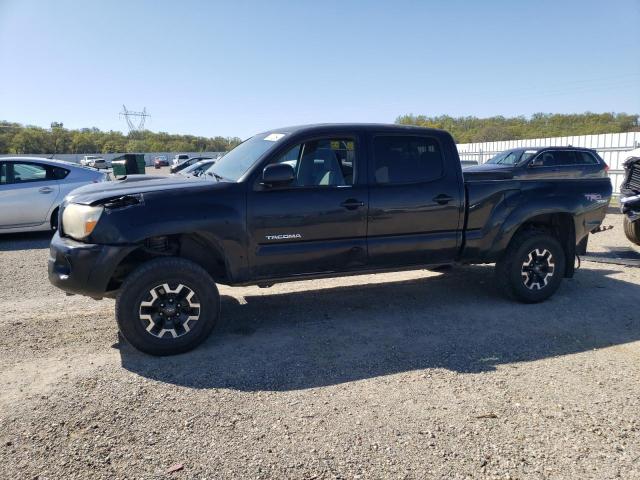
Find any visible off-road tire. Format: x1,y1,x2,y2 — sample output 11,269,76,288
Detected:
495,229,566,303
623,216,640,246
115,257,220,355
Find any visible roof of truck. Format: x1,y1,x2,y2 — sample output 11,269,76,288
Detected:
259,123,449,135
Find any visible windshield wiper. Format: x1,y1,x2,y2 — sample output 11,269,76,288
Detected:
206,170,224,181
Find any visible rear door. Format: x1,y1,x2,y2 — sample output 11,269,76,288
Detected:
0,161,61,228
367,133,463,266
247,133,368,278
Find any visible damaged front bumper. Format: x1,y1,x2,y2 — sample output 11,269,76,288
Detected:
48,232,137,299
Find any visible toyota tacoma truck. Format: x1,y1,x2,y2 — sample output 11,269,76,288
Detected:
48,124,612,355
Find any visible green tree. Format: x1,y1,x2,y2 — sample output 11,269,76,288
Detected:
396,112,639,143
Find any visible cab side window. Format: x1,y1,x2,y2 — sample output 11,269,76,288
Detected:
272,138,356,187
374,135,443,184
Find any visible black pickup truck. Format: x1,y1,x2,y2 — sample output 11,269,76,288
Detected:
48,124,612,355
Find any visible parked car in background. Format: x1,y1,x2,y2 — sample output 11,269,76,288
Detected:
154,156,169,169
621,148,640,246
170,156,214,174
80,155,108,169
171,154,189,166
464,146,608,180
0,157,109,233
177,159,217,177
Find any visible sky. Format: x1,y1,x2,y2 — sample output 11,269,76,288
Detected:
0,0,639,139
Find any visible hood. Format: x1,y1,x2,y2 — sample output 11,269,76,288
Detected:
66,174,219,205
462,163,515,181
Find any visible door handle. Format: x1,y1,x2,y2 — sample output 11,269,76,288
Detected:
38,187,54,194
432,194,454,205
340,199,365,210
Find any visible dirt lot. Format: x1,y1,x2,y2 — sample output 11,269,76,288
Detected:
1,213,639,479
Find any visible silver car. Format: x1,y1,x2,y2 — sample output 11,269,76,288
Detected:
0,157,110,233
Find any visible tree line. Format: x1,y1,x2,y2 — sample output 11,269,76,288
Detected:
2,113,638,154
395,112,639,144
0,121,242,154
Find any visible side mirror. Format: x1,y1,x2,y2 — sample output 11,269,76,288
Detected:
262,163,295,186
529,158,544,168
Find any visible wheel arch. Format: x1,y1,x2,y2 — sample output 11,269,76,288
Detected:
500,212,576,278
106,232,231,293
50,205,60,230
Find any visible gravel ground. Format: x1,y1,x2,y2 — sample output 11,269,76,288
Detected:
0,213,639,479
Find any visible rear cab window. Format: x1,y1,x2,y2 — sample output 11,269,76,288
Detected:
373,135,444,184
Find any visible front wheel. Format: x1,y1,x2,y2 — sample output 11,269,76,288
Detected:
495,230,566,303
115,257,220,355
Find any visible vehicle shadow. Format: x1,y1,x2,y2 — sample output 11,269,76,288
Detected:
119,265,640,391
0,231,52,251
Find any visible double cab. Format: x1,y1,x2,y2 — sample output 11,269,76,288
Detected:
48,124,612,355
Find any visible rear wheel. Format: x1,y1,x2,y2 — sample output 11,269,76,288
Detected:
115,257,220,355
623,216,640,246
495,230,566,303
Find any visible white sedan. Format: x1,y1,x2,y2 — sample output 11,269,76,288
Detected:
0,157,110,233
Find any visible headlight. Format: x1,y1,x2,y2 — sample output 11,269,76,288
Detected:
62,204,104,240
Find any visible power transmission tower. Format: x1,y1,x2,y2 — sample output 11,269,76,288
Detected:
120,105,150,133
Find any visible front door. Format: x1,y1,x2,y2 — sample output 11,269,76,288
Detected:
247,134,368,278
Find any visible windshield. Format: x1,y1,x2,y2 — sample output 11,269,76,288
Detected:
204,133,284,181
486,150,524,165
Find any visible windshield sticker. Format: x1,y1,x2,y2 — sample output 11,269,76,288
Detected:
264,133,286,142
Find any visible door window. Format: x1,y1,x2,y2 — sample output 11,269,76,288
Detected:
12,163,48,182
272,138,356,187
536,151,578,167
373,135,443,184
576,151,599,165
0,163,6,184
5,163,69,183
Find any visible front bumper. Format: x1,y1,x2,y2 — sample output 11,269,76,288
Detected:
48,232,138,298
